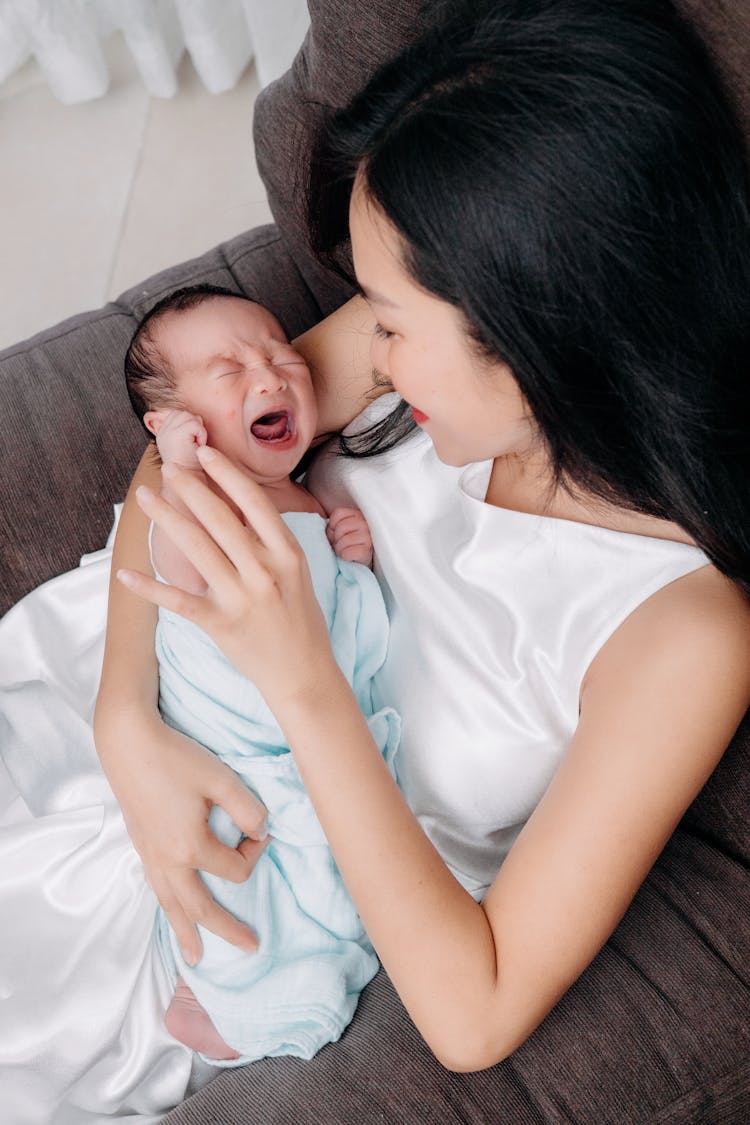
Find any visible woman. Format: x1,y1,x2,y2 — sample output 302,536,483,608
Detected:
99,0,750,1090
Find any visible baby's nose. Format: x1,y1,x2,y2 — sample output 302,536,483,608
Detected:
248,362,287,392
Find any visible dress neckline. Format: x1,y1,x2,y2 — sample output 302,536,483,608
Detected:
459,460,707,555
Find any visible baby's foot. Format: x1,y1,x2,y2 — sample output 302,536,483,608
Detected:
165,977,241,1061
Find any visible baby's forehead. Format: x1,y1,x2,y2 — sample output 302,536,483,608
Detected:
211,297,284,337
192,296,282,335
155,297,288,361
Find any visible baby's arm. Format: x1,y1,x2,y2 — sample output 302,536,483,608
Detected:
146,410,209,594
326,507,374,568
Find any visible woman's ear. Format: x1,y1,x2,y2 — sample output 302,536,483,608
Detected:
143,411,165,437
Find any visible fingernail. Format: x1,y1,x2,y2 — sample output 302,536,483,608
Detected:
252,816,269,842
184,950,199,967
196,446,216,463
135,484,153,502
116,569,135,588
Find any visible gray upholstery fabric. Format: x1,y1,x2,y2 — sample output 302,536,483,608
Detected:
676,0,750,135
252,0,425,314
1,0,748,1121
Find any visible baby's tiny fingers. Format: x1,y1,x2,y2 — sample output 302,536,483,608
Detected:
332,529,370,554
327,507,360,530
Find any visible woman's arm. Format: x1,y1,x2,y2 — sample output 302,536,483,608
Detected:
247,566,750,1070
94,447,268,963
119,454,750,1070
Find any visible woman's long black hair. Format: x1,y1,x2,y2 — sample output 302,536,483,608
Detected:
308,0,750,595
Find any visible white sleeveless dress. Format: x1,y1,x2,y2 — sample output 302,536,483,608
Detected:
307,394,710,899
0,394,709,1121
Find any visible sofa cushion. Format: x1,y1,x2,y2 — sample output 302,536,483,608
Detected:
251,0,425,317
676,0,750,136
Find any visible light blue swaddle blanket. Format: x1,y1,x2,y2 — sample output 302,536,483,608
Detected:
153,511,400,1065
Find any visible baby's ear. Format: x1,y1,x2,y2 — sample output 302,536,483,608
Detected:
143,410,165,436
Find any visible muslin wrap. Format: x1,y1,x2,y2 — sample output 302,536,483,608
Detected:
153,510,400,1064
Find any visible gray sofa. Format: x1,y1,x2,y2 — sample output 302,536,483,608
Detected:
2,2,749,1121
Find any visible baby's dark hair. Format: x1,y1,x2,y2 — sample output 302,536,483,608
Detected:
124,283,246,435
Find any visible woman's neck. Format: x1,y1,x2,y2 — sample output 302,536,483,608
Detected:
486,453,697,546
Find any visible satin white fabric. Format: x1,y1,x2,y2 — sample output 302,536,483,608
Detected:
0,410,709,1120
307,394,710,898
0,517,217,1125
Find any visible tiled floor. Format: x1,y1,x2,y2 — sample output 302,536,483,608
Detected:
0,34,273,351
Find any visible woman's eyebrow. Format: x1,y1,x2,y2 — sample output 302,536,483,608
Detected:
356,282,400,309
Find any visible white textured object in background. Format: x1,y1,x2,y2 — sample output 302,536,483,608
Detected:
241,0,309,88
0,0,309,103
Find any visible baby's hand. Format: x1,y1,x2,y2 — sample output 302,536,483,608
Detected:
326,507,374,567
153,410,208,470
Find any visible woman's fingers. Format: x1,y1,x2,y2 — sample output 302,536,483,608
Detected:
194,447,297,555
211,770,269,843
136,483,253,590
156,866,261,962
178,872,260,955
149,871,203,967
197,831,270,884
116,564,205,620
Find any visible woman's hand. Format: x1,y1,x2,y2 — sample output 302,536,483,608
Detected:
96,446,271,965
116,448,338,712
97,705,269,965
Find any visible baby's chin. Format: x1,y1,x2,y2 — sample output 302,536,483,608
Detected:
235,438,312,486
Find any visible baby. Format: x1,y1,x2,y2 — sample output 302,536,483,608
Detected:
124,284,399,1065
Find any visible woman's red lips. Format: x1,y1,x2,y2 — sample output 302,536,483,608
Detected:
411,407,429,425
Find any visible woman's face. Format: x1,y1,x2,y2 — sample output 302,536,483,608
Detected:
349,179,535,468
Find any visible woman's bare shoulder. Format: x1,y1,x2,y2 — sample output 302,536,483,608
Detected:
613,562,750,653
582,563,750,734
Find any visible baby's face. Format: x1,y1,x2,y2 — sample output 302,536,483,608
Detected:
153,297,317,484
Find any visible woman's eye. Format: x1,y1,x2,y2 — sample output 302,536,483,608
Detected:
373,323,394,340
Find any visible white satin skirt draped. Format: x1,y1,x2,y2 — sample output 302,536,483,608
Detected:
0,517,214,1124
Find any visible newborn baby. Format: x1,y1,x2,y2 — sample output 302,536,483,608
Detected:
123,284,399,1064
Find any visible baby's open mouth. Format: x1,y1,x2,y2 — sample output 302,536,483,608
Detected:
250,410,294,443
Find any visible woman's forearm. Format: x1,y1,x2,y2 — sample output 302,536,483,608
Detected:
274,665,503,1070
94,445,161,748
